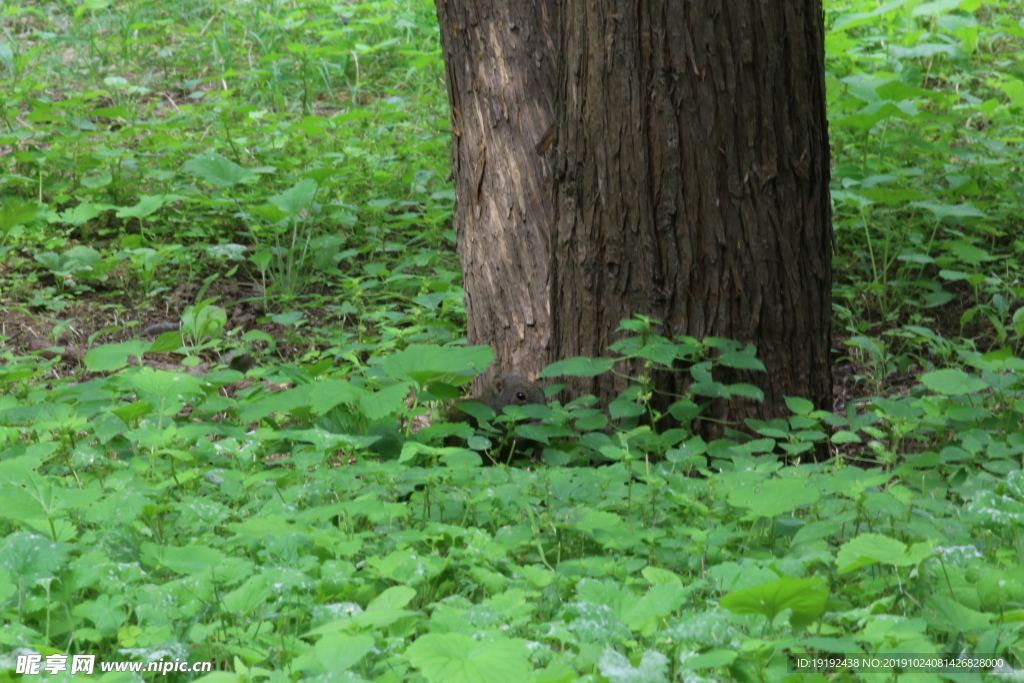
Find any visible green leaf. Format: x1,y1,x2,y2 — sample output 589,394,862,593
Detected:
946,241,992,265
717,345,765,371
368,585,417,611
727,383,765,401
182,301,227,340
269,178,318,215
642,566,682,587
222,575,272,614
635,343,679,366
785,396,815,416
923,594,990,634
727,479,820,519
837,533,935,573
573,510,631,546
308,380,367,414
381,344,494,385
149,331,183,353
183,152,255,187
115,194,166,219
912,0,970,16
143,543,227,575
59,201,111,226
315,633,374,672
0,196,40,234
111,400,154,423
830,430,862,444
83,341,149,372
597,648,670,682
238,385,313,422
923,290,955,307
719,576,828,629
540,356,615,377
919,369,987,395
406,633,531,683
911,200,986,220
358,382,412,420
609,397,645,419
679,650,738,671
0,532,69,582
833,0,914,32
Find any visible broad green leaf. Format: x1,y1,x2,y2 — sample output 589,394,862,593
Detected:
726,383,764,401
368,585,417,611
911,200,986,220
182,302,227,340
919,369,987,395
111,400,154,423
837,534,935,573
728,479,820,519
0,196,40,234
358,382,412,420
83,341,149,372
720,576,828,629
946,241,992,265
149,331,184,353
922,594,990,634
381,344,494,384
597,648,669,683
635,343,679,366
621,584,689,634
269,178,317,215
183,152,254,187
830,430,862,444
0,532,69,582
540,356,616,377
833,0,913,32
58,201,108,225
222,576,272,614
573,510,631,546
308,380,367,414
115,194,166,219
0,568,17,606
406,633,531,683
143,543,226,575
642,566,682,587
315,633,374,672
679,650,738,672
717,345,765,371
785,396,815,416
912,0,971,16
238,385,313,422
857,188,927,204
352,607,418,630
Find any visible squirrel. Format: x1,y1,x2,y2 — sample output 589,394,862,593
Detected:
143,322,181,336
141,322,255,373
444,373,546,464
446,373,545,423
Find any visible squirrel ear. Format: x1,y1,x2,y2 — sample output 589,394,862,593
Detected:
491,377,504,392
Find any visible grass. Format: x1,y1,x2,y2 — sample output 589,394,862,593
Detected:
1,0,1024,680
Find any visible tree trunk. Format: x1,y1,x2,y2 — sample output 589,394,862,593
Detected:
433,0,558,388
436,0,833,437
551,1,832,435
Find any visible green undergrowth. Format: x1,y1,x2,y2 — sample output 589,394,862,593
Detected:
2,0,1024,681
3,325,1024,681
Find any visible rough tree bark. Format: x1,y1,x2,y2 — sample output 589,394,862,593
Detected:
551,2,833,433
433,0,558,388
436,1,832,434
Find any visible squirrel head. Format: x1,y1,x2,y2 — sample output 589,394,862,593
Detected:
487,373,545,410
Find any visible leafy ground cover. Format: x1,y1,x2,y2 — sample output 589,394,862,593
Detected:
1,0,1024,681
